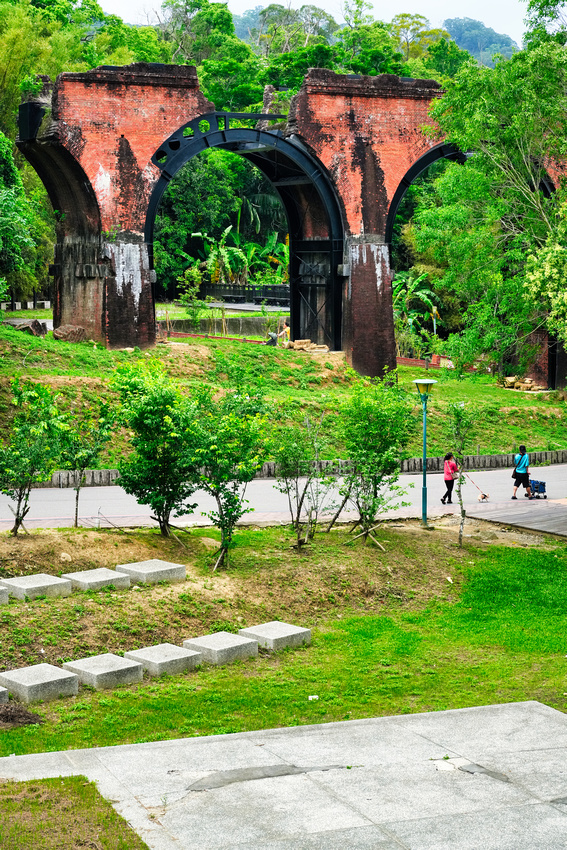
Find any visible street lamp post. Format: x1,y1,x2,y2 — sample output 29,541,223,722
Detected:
413,378,437,528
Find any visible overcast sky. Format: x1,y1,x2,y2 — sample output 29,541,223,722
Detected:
101,0,527,49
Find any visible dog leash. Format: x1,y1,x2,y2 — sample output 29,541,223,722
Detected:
463,471,489,499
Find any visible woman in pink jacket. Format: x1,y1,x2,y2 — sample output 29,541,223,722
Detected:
441,452,459,505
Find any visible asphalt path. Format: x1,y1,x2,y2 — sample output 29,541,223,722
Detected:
1,464,565,531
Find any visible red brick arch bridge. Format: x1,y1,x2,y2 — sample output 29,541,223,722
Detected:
18,63,464,376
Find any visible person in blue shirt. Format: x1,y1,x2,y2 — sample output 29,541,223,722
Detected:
512,445,533,500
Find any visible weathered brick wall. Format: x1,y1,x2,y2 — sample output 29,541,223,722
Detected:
21,64,445,368
21,64,213,348
53,64,213,235
288,70,442,376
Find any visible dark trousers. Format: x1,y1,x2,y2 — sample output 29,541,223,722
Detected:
442,478,455,502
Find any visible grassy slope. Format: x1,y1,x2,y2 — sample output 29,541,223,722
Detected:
1,520,566,757
1,324,566,461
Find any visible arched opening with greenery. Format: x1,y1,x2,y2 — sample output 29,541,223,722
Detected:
145,112,345,349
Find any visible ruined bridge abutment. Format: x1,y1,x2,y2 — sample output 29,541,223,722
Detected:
17,63,456,376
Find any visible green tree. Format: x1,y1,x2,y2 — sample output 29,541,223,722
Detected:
389,13,449,62
114,364,199,537
0,133,35,291
424,37,472,78
0,379,67,535
409,42,567,371
443,17,518,66
336,378,414,542
447,402,475,546
59,403,114,527
273,416,336,547
190,386,268,569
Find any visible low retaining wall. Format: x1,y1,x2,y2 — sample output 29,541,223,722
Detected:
160,316,289,336
34,449,567,489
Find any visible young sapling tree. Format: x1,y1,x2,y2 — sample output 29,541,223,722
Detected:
0,379,67,535
113,364,199,537
336,377,415,544
191,386,268,569
447,401,475,546
59,405,114,527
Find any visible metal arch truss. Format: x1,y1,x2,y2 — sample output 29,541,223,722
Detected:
145,111,345,351
384,142,467,246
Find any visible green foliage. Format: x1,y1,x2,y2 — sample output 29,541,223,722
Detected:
0,378,67,534
113,363,199,537
153,149,284,298
446,402,475,544
59,403,114,527
190,385,268,567
424,37,472,77
338,377,415,538
525,205,567,346
273,415,336,545
0,133,34,280
443,17,519,66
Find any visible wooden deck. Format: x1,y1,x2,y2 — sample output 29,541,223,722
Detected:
467,497,567,538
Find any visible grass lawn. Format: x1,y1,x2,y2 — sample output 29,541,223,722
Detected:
0,776,148,849
1,520,566,757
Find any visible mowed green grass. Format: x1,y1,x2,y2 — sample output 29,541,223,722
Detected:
2,544,567,757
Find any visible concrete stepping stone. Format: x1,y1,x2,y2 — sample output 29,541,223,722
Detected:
0,663,78,704
114,559,186,584
0,574,72,601
63,654,143,689
124,643,201,676
62,567,130,591
0,587,8,605
0,686,8,703
238,620,311,651
183,631,258,665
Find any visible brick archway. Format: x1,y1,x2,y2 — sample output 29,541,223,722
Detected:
17,63,449,375
145,112,345,350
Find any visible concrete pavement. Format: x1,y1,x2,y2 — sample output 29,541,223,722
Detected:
1,464,566,531
2,701,567,848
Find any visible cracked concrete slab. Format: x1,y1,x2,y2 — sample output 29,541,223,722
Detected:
0,702,566,849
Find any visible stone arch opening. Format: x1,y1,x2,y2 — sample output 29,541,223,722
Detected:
145,112,345,350
384,142,466,248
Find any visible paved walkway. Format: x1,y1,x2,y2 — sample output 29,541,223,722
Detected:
1,465,565,534
2,701,567,848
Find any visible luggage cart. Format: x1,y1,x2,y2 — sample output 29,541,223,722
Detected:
525,479,547,499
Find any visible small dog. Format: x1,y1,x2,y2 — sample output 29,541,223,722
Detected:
477,492,490,502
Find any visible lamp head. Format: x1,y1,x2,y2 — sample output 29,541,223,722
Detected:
413,378,437,398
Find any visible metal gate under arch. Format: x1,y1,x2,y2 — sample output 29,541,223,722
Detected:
145,112,345,350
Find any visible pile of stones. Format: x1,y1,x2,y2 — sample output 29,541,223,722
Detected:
0,559,310,705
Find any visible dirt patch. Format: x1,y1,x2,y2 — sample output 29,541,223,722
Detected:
0,703,43,729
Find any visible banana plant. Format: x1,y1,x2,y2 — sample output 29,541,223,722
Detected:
192,226,248,285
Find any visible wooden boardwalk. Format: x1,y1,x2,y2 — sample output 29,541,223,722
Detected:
467,497,567,538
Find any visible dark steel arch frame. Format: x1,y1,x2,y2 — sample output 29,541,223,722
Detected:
144,112,345,350
385,142,466,246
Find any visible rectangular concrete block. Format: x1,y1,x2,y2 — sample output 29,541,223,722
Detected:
63,654,143,689
114,559,186,584
0,663,78,704
62,567,131,591
0,587,8,605
0,686,8,703
238,621,311,651
124,643,201,676
0,574,72,601
183,631,258,665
